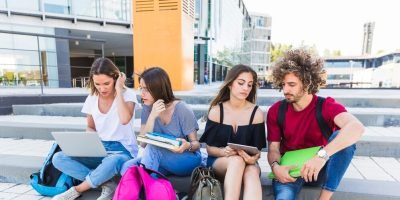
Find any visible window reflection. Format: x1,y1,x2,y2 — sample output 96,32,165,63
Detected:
72,0,99,18
44,0,70,14
8,0,40,12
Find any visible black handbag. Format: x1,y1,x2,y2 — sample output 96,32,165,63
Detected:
188,166,223,200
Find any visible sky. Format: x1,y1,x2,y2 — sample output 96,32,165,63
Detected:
242,0,400,56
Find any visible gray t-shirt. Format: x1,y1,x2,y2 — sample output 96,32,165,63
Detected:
141,101,199,138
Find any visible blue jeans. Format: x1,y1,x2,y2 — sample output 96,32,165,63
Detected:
123,144,201,176
52,141,133,188
272,131,356,200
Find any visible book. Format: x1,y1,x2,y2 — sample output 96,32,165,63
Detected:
268,146,321,179
145,132,181,146
136,132,181,150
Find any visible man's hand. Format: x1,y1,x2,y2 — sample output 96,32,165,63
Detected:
300,156,327,182
272,164,297,183
238,150,260,165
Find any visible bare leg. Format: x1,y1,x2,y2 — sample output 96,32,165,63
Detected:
213,155,246,200
319,189,333,200
243,165,262,200
74,181,91,193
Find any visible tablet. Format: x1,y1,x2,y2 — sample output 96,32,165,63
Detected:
227,143,259,155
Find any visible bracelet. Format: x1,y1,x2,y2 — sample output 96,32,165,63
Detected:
270,161,279,168
187,142,193,151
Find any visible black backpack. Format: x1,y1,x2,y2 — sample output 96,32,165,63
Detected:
30,143,80,197
277,96,332,140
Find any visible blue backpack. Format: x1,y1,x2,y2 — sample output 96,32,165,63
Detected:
30,143,79,196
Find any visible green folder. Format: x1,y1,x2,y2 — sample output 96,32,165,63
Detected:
268,146,321,179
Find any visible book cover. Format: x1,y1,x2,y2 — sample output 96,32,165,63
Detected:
145,132,181,147
137,135,179,150
268,146,321,179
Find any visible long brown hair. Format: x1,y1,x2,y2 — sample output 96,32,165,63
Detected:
87,58,120,95
208,64,258,113
138,67,178,104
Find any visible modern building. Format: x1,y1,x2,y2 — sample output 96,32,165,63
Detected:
0,0,253,89
194,0,251,84
0,0,134,88
240,12,272,81
362,22,375,55
324,51,400,88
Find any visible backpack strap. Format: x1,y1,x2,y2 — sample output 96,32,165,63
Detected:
277,97,332,140
249,105,259,125
316,96,332,140
219,103,224,124
277,100,288,139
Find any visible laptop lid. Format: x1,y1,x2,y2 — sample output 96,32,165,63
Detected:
51,131,107,157
268,146,321,179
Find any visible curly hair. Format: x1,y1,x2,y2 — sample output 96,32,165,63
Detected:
271,49,326,94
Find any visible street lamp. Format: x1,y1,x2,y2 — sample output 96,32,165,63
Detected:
349,60,354,88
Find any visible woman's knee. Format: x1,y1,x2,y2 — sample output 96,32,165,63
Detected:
227,155,245,168
243,165,260,180
103,155,131,172
52,152,67,169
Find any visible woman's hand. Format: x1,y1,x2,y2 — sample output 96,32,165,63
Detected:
115,72,126,93
170,138,190,154
238,150,260,165
149,99,166,118
221,146,238,157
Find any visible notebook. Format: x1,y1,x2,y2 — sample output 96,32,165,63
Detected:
268,146,321,179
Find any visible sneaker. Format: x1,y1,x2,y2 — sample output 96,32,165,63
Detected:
52,187,81,200
97,181,117,200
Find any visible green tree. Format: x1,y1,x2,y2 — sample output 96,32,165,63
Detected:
215,48,235,68
271,43,293,62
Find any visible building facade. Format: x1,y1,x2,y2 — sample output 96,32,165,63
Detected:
324,51,400,88
0,0,133,88
194,0,251,84
362,22,375,55
240,13,272,81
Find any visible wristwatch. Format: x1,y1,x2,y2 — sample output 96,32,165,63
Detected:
317,148,330,161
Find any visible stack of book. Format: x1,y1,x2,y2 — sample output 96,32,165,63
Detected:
137,132,181,150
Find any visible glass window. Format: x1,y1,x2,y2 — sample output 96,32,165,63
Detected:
44,0,71,14
103,0,130,21
39,37,57,52
72,0,99,18
8,0,40,12
0,33,13,49
13,35,38,50
0,49,40,65
45,52,58,66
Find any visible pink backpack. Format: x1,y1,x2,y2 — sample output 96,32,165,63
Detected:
114,165,176,200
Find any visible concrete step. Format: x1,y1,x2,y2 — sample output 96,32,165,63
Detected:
12,103,400,126
0,115,400,157
0,138,400,199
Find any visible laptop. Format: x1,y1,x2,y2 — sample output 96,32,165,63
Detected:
51,131,108,157
268,146,321,179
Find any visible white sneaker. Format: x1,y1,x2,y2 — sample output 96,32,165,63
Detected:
97,181,117,200
52,187,81,200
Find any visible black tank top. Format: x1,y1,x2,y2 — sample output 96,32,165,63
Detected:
199,103,266,150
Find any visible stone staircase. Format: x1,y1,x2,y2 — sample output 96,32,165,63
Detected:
1,91,400,199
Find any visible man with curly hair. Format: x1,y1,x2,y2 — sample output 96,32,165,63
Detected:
266,49,365,200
